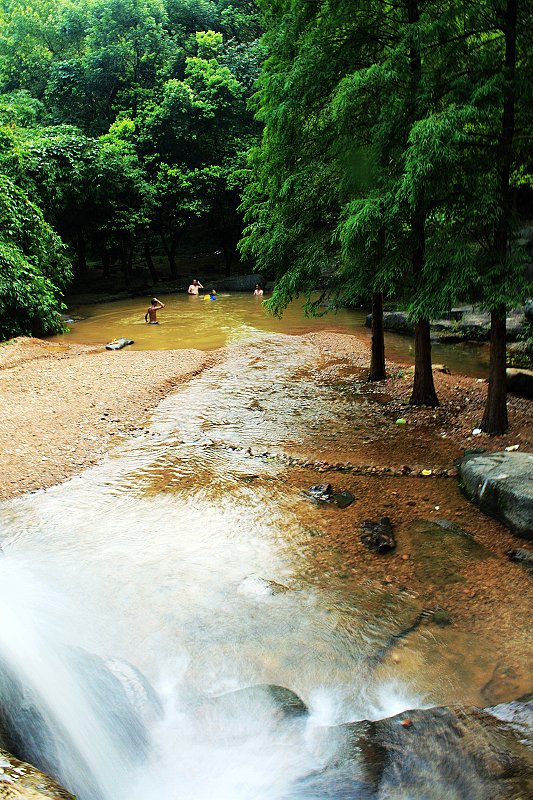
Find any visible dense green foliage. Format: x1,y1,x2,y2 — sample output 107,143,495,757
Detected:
0,0,261,336
241,0,533,429
0,174,70,338
1,0,531,435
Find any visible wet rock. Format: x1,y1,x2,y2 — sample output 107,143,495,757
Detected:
0,747,75,798
507,547,533,573
365,311,414,334
507,367,533,398
330,491,355,509
459,452,533,540
305,484,354,508
488,698,533,747
206,684,308,722
367,307,526,341
306,483,333,502
360,518,396,553
431,608,453,626
337,704,533,799
210,274,265,292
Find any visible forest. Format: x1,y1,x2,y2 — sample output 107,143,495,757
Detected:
1,0,532,434
0,0,262,335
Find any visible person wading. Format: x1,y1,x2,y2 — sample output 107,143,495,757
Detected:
187,279,203,295
145,297,165,324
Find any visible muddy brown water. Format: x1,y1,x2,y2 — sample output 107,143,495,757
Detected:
53,294,490,377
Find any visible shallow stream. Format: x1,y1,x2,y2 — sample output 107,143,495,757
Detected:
0,308,518,799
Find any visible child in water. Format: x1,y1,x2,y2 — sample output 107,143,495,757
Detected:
145,297,165,323
204,289,217,301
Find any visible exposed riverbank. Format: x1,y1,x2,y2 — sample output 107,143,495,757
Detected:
0,337,219,500
1,329,531,510
1,332,532,702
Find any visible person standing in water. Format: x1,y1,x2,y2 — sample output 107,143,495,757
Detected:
145,297,165,324
187,279,204,295
253,284,264,296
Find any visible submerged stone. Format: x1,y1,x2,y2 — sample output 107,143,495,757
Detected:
360,518,396,553
330,491,355,509
407,519,492,586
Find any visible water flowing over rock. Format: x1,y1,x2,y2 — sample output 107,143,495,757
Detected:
0,647,161,800
204,685,308,722
459,452,533,540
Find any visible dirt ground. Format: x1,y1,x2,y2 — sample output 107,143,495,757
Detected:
0,332,531,702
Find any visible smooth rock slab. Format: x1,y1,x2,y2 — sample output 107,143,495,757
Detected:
459,452,533,540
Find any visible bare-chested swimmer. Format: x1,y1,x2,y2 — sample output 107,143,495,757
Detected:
145,297,165,324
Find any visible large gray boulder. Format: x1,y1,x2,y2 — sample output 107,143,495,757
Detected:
365,311,414,333
459,452,533,540
507,368,533,398
299,702,533,799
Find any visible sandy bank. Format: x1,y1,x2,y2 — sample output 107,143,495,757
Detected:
0,337,218,500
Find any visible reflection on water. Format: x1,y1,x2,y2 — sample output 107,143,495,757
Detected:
0,334,501,799
53,293,490,376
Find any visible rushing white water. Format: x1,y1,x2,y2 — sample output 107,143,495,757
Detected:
0,335,426,799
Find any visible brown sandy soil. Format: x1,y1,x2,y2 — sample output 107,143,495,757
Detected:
0,337,219,499
0,331,531,702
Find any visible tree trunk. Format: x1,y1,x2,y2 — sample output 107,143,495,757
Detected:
144,239,158,285
409,214,438,406
369,291,386,381
406,0,438,407
409,319,439,406
481,0,517,435
481,305,508,434
160,233,177,279
75,232,87,273
222,244,234,277
169,235,178,280
121,243,132,289
101,248,111,278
